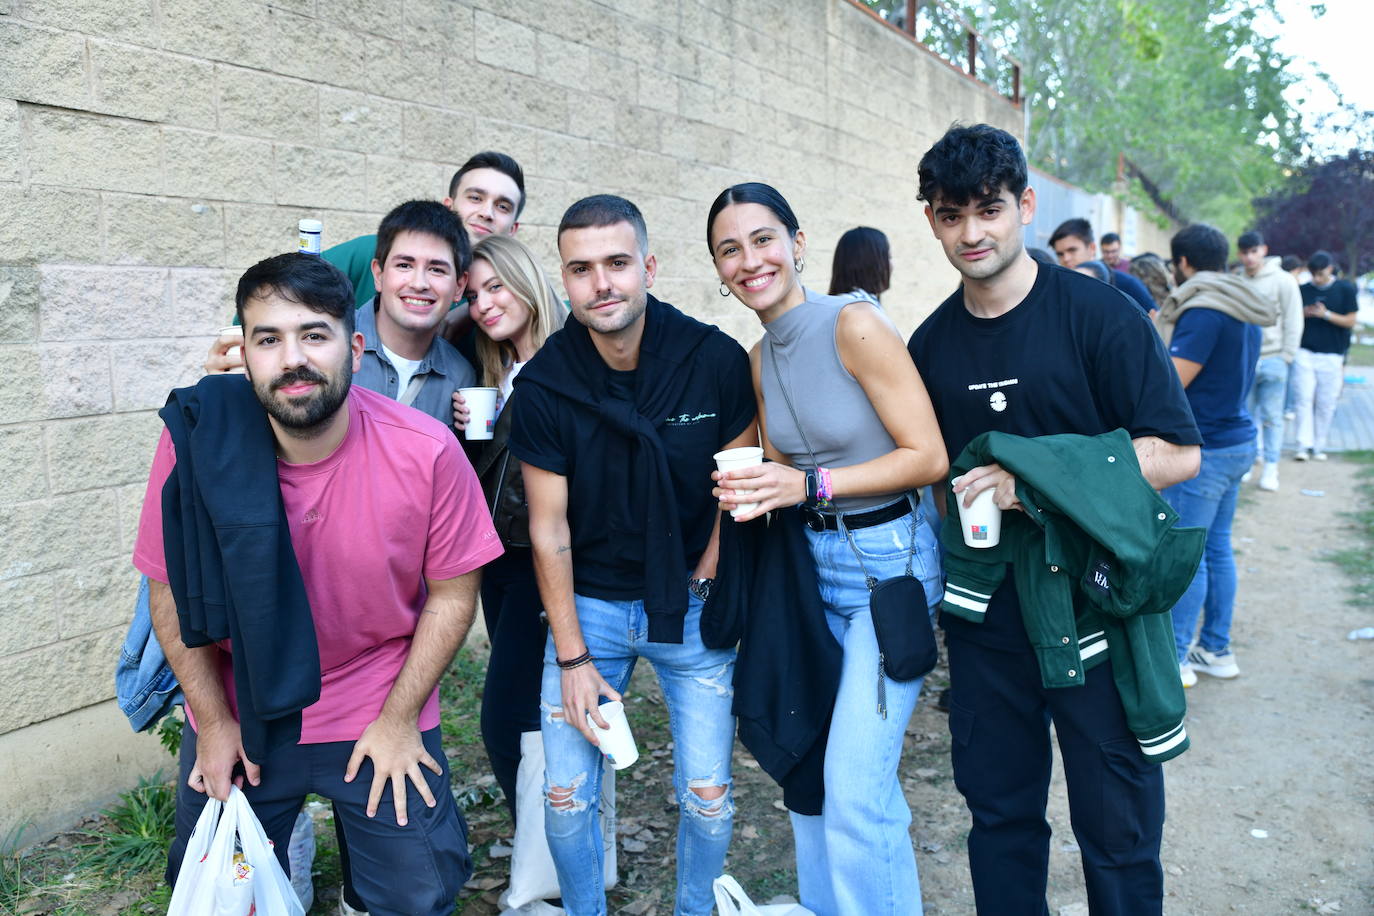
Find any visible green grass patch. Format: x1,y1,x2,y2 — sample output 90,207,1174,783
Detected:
1344,342,1374,368
1327,450,1374,605
77,774,177,877
439,644,489,783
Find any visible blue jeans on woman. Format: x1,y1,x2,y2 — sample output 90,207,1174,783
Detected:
790,500,943,916
1163,440,1257,660
540,591,735,916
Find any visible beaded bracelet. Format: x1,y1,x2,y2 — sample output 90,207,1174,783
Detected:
557,650,594,670
816,467,834,508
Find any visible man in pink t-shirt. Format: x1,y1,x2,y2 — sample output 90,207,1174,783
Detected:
135,253,502,915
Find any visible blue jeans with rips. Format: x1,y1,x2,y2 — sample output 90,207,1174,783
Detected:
1248,355,1290,464
1163,439,1257,660
540,591,735,916
789,501,943,916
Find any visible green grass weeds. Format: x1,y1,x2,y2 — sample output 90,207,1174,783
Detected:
1326,450,1374,606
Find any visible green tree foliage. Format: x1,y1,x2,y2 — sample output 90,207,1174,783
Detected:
950,0,1306,235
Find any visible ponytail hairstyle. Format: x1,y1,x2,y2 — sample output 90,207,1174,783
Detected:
706,182,801,256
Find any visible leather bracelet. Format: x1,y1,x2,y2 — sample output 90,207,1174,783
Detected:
557,650,594,670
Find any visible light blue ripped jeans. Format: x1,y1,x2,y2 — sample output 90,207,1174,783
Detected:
541,590,735,916
791,500,943,916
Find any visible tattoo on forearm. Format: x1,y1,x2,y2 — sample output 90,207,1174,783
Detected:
556,545,571,554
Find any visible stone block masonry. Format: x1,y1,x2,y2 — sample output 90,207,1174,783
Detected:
0,0,1020,844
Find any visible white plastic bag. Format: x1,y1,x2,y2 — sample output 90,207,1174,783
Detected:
167,787,305,916
286,810,315,912
713,875,815,916
500,730,617,912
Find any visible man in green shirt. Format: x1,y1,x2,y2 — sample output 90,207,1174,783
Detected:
325,151,526,305
205,151,525,372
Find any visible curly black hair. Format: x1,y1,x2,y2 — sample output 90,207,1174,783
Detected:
917,123,1028,206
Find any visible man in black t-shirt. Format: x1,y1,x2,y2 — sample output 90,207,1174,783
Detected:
507,195,756,916
1294,250,1360,460
908,124,1201,914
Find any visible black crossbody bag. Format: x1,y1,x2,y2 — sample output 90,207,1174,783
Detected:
768,347,938,717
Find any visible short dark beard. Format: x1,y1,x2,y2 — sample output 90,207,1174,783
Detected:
254,362,352,438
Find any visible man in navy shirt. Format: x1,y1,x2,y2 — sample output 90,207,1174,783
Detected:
910,124,1200,915
1051,217,1158,313
1159,224,1273,687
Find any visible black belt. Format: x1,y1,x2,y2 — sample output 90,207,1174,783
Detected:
801,497,913,533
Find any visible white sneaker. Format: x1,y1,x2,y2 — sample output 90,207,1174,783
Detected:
1258,463,1279,491
1294,449,1310,462
1187,646,1240,679
1180,662,1197,688
1241,469,1253,483
1313,451,1328,461
339,888,369,916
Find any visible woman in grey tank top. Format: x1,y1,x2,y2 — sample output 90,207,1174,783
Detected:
707,183,949,916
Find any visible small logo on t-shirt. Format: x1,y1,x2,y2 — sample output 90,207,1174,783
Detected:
302,509,322,523
968,377,1016,414
664,411,717,427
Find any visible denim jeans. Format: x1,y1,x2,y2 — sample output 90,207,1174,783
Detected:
1163,440,1257,659
1248,355,1289,463
540,591,735,916
789,501,943,916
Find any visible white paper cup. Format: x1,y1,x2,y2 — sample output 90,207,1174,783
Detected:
586,700,638,770
460,387,499,440
953,476,1002,548
714,446,765,517
218,325,246,374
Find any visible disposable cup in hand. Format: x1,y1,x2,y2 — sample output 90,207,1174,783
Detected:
460,387,499,440
714,446,765,517
218,325,246,374
587,700,639,770
954,476,1002,548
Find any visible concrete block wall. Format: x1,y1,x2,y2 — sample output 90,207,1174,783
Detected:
0,0,1020,841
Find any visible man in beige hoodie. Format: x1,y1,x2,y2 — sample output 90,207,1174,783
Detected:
1238,231,1303,491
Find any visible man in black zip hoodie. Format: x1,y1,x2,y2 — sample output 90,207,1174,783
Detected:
508,195,756,916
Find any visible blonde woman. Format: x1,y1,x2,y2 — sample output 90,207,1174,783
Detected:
460,235,566,861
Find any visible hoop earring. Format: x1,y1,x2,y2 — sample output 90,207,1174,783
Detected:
719,282,732,297
794,257,806,274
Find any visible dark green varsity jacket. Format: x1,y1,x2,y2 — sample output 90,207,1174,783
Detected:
940,429,1205,763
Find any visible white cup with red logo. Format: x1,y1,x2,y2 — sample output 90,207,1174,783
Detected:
459,387,499,440
953,475,1003,548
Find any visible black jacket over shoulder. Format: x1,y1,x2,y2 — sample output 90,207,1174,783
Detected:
730,508,840,815
159,375,320,760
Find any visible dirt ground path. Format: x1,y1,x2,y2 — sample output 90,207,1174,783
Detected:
902,455,1374,915
446,456,1374,916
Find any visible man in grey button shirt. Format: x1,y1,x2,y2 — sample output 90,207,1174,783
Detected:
352,199,475,430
